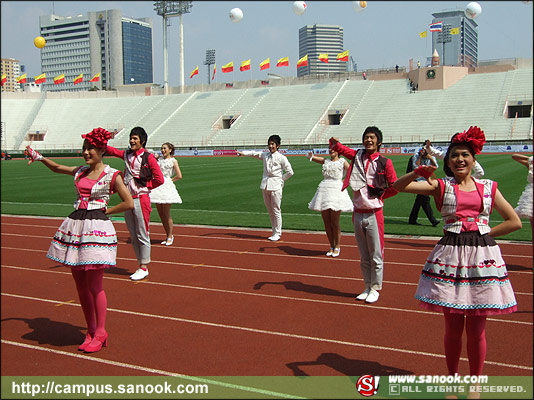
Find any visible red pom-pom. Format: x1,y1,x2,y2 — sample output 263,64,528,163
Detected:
452,126,485,154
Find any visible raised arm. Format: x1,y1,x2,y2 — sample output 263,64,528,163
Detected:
393,165,440,197
329,137,357,160
307,151,325,165
237,150,262,160
104,145,125,159
512,153,530,167
26,146,78,176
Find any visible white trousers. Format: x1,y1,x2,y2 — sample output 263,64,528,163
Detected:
262,188,283,236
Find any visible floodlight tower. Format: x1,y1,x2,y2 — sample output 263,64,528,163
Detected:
204,49,215,85
154,1,192,94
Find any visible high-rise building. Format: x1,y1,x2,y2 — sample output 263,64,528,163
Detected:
1,58,21,92
298,24,346,77
431,10,478,67
39,9,153,92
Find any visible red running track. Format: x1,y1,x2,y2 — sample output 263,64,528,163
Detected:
1,215,532,377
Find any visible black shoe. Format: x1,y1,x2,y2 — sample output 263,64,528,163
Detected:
432,220,440,227
408,222,422,225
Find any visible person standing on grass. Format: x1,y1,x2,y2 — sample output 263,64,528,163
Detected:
408,147,440,227
512,153,533,240
393,126,521,377
105,127,164,281
26,128,134,353
329,127,398,304
307,148,354,257
237,134,294,241
149,142,183,246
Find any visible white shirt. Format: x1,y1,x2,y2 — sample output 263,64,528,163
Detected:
242,150,294,190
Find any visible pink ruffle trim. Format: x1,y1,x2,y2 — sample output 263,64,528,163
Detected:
69,263,113,271
419,301,517,316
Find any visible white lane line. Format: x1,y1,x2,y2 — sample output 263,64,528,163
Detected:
0,340,305,399
2,293,531,372
3,265,532,325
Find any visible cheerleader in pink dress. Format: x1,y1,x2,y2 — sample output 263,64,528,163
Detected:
26,128,133,353
393,126,522,376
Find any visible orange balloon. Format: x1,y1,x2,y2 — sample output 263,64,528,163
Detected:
360,1,367,8
34,36,46,49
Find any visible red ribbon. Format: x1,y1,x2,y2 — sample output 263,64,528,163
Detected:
82,127,112,149
452,126,485,155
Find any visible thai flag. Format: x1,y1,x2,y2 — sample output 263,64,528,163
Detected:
429,21,443,32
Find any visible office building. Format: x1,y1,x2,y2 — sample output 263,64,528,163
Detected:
1,58,21,92
39,9,153,92
431,10,478,67
298,24,346,77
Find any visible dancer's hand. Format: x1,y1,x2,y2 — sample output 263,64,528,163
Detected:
26,146,43,165
414,165,437,184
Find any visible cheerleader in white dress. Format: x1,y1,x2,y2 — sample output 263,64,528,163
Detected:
512,153,533,240
307,148,354,257
149,142,182,245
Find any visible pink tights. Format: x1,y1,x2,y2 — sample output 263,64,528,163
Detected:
444,312,487,376
71,269,107,337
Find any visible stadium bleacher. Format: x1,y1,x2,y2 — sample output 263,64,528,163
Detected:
1,66,531,151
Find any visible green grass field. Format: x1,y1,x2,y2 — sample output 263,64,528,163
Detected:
1,153,531,241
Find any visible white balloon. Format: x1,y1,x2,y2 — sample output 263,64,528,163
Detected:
293,1,307,15
464,2,482,19
229,7,243,23
353,1,367,13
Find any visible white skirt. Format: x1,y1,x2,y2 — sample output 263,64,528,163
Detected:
308,179,353,212
149,177,182,204
515,182,532,219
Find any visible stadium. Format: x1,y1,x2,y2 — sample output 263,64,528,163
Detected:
1,2,533,395
1,60,532,152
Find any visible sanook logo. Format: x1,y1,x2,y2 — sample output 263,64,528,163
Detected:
356,375,380,397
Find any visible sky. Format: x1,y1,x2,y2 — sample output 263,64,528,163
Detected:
1,1,532,87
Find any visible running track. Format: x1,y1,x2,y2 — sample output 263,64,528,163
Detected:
1,215,532,379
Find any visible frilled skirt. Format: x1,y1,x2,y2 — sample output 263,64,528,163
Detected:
414,231,517,316
47,209,117,270
308,179,354,212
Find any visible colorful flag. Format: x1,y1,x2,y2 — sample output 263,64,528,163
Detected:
190,66,199,78
297,55,308,69
16,74,27,84
337,50,349,62
429,21,443,32
34,73,46,84
212,63,216,80
89,73,100,82
277,57,289,67
222,62,234,73
240,59,251,72
1,73,6,86
73,73,83,85
450,27,460,35
419,30,428,38
53,74,65,84
318,53,329,63
260,58,270,71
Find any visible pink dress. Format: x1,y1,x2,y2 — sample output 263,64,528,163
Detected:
47,167,119,270
415,183,517,316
